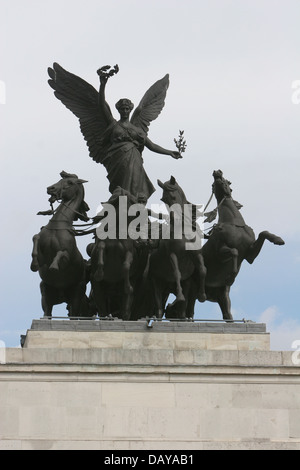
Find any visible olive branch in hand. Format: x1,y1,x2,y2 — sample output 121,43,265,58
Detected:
174,130,187,157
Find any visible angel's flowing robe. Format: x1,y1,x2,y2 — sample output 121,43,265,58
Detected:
102,121,155,201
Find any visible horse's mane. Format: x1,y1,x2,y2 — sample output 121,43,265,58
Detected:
60,172,90,222
74,184,90,222
163,178,201,230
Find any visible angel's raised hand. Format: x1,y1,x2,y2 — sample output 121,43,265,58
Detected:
170,151,182,160
97,65,110,75
97,73,108,86
97,65,119,83
97,66,111,83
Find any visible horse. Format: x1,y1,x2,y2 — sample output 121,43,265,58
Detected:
201,169,285,320
88,187,147,320
30,171,91,317
147,176,207,319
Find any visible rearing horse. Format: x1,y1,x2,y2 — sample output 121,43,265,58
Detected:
202,169,285,320
30,171,91,317
148,176,207,319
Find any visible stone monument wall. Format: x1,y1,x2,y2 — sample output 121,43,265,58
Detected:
0,320,299,450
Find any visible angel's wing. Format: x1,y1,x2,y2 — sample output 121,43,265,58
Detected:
130,74,169,134
48,63,113,163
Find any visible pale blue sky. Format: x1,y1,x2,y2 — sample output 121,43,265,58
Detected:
1,0,300,349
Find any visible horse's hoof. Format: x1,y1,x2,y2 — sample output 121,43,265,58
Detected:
224,316,233,323
198,293,207,303
274,236,285,246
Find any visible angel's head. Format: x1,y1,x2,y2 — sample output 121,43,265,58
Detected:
115,98,134,119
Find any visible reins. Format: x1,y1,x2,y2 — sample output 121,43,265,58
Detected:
203,189,214,213
203,187,227,213
37,198,99,236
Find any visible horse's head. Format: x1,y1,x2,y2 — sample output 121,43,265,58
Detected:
47,171,87,202
47,171,90,221
157,176,189,208
212,170,232,202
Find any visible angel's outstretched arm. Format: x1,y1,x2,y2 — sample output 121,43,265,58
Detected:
145,137,182,159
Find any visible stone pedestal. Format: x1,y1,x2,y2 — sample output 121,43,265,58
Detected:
0,319,300,450
23,318,270,351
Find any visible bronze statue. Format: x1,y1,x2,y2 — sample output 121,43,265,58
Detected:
30,171,91,317
29,63,285,322
145,171,285,321
87,188,143,320
48,63,181,201
148,176,206,319
201,170,285,320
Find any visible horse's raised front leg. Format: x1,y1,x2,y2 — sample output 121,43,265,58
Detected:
49,250,70,271
30,233,40,272
245,231,285,264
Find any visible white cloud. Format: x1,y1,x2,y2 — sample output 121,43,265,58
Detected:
259,306,300,351
259,306,280,325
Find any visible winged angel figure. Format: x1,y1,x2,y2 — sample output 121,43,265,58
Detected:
48,64,181,201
